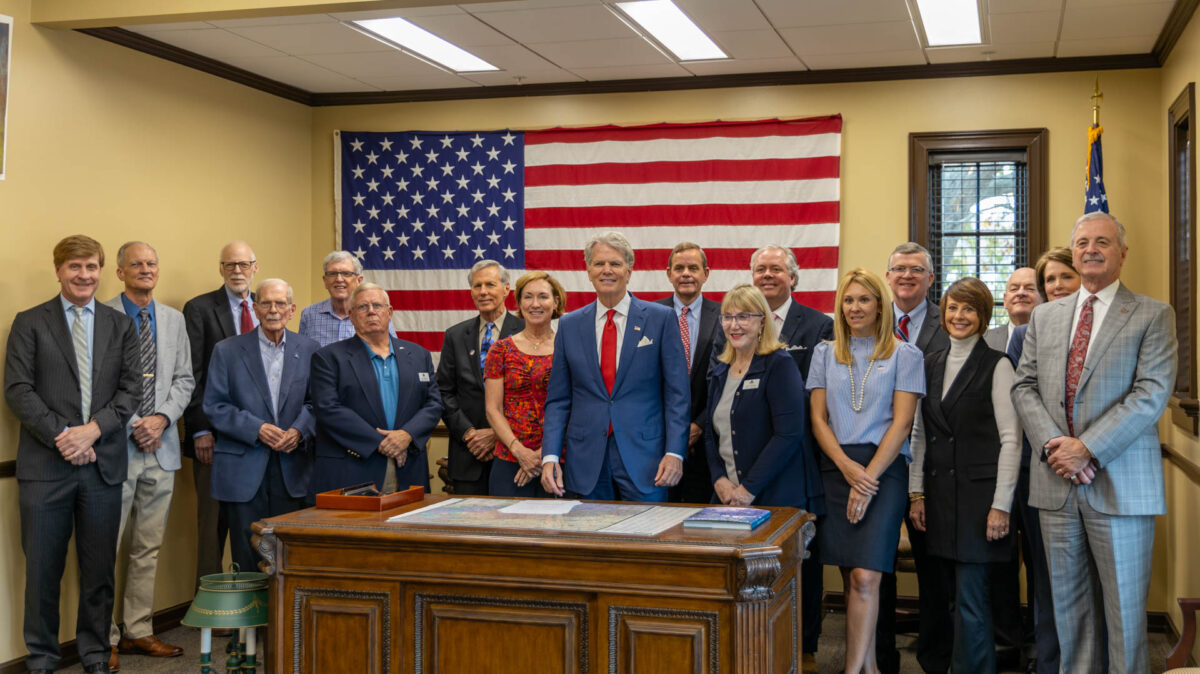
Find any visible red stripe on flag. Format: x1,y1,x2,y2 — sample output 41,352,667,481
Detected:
525,203,839,228
525,116,842,144
396,331,448,352
524,246,840,271
525,157,839,186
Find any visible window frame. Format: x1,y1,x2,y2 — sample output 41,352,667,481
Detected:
1168,83,1199,434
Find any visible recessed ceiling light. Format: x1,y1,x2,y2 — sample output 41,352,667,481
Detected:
914,0,982,47
615,0,727,62
351,17,498,72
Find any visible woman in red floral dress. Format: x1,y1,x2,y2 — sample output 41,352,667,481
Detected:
484,271,567,497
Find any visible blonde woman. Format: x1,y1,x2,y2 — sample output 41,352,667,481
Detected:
806,268,925,674
703,285,813,508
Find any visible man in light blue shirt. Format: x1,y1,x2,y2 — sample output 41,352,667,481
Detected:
299,250,397,347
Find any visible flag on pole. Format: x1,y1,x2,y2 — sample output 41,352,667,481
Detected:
1085,124,1109,213
335,115,842,355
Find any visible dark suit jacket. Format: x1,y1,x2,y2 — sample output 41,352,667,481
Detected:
704,350,811,507
309,336,443,494
912,297,949,354
436,313,523,482
203,329,319,502
4,296,140,485
654,295,723,425
776,298,833,514
182,286,254,457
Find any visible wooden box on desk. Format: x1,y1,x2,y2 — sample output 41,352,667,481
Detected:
313,485,424,511
253,496,816,674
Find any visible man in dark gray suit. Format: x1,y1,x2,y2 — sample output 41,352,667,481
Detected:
5,235,139,674
436,260,522,495
656,242,722,505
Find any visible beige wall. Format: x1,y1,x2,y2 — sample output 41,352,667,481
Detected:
0,0,312,663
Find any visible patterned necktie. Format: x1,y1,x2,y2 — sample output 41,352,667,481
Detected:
480,321,495,373
71,306,91,422
239,299,254,335
895,314,910,342
679,306,692,373
138,308,156,417
601,309,617,393
1064,295,1098,437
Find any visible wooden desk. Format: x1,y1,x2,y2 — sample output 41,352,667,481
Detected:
253,497,815,674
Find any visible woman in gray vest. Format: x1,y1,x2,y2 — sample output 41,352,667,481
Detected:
908,277,1021,674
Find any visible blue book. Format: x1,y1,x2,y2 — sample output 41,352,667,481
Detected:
682,507,770,531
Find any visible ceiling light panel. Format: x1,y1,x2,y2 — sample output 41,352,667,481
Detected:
615,0,728,61
351,17,499,72
914,0,983,46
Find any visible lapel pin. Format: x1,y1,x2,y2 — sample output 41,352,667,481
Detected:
634,326,642,331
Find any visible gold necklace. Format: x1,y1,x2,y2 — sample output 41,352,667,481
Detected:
523,330,552,351
847,358,877,412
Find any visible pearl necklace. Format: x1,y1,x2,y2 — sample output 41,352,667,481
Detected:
847,358,877,412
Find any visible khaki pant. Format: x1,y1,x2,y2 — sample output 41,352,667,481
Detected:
109,451,175,644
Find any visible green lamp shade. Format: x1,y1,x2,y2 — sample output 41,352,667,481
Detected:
182,571,270,629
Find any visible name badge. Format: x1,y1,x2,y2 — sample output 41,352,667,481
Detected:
418,372,430,382
742,379,760,390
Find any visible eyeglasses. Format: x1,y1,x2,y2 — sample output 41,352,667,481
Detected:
324,271,358,279
887,265,928,276
221,260,256,272
353,302,390,314
719,313,763,326
256,301,291,310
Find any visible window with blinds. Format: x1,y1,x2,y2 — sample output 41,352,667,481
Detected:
927,155,1027,326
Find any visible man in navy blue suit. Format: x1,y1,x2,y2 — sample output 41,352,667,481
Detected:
540,231,690,502
203,279,318,573
309,283,442,495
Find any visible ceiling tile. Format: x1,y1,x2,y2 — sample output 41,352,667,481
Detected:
461,68,585,86
530,38,672,68
469,43,560,70
568,63,693,80
406,13,518,47
781,21,921,55
681,56,805,75
757,0,913,28
673,0,772,32
989,11,1062,43
331,7,466,21
141,28,286,61
469,5,633,43
1056,33,1157,56
801,49,927,69
225,22,392,56
1066,0,1175,6
1059,2,1173,40
990,0,1064,13
710,29,795,59
207,14,337,28
303,50,454,78
357,73,481,91
461,0,603,12
122,22,216,33
218,55,376,92
926,42,1055,63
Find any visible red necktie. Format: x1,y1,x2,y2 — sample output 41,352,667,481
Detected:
895,314,910,342
1064,295,1097,436
239,300,254,335
601,309,617,393
679,306,692,373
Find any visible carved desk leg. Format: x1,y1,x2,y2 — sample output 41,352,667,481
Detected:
251,526,282,674
734,553,783,674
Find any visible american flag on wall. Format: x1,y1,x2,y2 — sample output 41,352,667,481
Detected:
335,115,842,355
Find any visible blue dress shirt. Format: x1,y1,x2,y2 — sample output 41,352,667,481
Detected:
226,287,258,334
120,293,157,345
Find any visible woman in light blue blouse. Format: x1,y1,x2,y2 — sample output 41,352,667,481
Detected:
806,268,925,674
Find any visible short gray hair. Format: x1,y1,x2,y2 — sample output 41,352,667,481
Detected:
323,250,363,275
750,245,799,290
1071,212,1127,249
584,231,635,268
467,259,509,286
116,241,157,267
888,242,933,272
351,282,388,306
255,278,293,304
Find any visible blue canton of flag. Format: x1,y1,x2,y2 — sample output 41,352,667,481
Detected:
339,130,526,270
1085,124,1109,214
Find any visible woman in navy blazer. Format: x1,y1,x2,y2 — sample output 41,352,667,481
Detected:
704,284,811,508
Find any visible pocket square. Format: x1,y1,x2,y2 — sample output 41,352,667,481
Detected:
637,336,654,347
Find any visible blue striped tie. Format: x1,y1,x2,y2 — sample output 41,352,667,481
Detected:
480,321,495,373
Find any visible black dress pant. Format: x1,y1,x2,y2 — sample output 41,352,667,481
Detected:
19,466,122,671
224,452,306,574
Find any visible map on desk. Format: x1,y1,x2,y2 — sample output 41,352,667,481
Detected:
386,498,702,536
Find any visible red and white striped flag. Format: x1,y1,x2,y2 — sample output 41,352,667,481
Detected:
337,115,841,357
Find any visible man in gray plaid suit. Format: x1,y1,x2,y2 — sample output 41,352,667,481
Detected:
1012,211,1177,674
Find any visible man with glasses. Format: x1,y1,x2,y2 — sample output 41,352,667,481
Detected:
299,250,396,347
202,279,317,573
182,241,258,587
879,241,949,674
309,283,442,495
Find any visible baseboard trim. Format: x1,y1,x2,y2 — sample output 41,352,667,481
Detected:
0,601,191,674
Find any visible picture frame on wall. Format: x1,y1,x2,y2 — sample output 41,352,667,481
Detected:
0,14,10,180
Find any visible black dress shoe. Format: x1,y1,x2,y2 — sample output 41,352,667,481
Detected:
1025,659,1039,674
27,669,52,674
83,662,112,673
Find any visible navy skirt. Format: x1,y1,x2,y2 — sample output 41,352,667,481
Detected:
818,443,907,573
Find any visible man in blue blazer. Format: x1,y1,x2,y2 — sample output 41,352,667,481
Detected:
309,283,442,495
541,231,690,502
203,279,318,573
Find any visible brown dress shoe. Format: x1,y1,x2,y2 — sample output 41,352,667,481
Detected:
109,645,120,672
118,634,184,657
